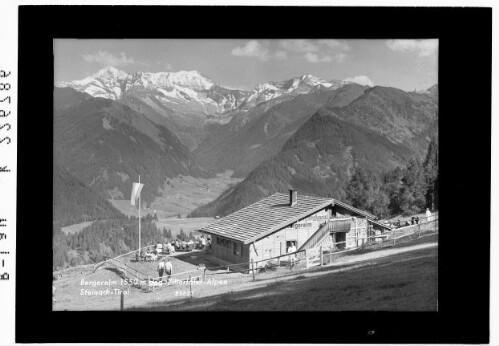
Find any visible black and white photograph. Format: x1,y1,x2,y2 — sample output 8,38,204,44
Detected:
3,4,491,344
52,38,440,312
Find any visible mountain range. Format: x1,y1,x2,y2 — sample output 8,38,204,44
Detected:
58,67,351,117
189,86,437,217
57,68,359,150
55,67,438,223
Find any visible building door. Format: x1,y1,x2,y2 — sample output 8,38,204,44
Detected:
334,232,346,250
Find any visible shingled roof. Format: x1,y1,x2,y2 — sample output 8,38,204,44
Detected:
199,193,379,244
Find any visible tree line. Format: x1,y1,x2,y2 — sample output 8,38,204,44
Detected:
344,137,438,219
53,214,201,270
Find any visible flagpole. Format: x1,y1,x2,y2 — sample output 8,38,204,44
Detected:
138,174,141,257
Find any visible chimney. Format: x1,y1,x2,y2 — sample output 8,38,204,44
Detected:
289,189,297,206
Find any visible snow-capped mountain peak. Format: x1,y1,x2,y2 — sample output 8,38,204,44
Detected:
164,70,214,90
56,68,358,120
300,74,325,85
56,67,250,117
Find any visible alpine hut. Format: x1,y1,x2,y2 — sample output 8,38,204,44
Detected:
199,190,391,268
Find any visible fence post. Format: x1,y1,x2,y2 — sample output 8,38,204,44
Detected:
120,291,124,311
203,267,206,282
251,259,255,282
189,275,192,299
393,230,396,246
226,266,229,278
418,224,421,238
305,249,309,269
320,245,323,267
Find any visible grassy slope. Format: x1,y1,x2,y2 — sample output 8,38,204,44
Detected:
54,235,437,311
61,221,94,235
147,241,438,311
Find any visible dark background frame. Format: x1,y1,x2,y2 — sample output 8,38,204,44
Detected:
17,6,491,343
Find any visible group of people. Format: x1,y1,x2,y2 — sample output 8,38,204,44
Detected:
157,258,173,281
137,235,213,263
168,235,211,253
389,208,434,229
149,235,212,256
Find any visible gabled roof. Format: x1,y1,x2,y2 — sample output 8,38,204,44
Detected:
200,193,383,244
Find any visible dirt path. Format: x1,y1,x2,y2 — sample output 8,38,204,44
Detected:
329,242,437,267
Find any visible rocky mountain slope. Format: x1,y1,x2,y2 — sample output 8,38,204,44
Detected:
194,83,369,177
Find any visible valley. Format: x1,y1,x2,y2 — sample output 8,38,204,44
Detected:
108,170,241,218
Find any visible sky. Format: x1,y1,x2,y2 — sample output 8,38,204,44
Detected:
54,39,438,91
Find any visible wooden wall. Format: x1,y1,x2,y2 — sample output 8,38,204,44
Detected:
210,235,247,264
249,208,331,266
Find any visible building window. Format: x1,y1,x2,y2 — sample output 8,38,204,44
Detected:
217,237,231,249
233,242,242,257
286,241,297,252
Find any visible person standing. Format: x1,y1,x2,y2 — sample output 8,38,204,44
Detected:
426,208,432,222
288,242,297,268
164,258,173,283
157,260,165,281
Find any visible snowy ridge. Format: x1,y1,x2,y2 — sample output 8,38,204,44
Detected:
240,74,349,110
57,67,360,117
57,67,246,115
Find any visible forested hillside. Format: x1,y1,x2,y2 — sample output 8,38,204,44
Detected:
53,214,162,269
325,86,438,156
190,111,415,218
53,165,124,228
190,85,438,218
54,87,206,206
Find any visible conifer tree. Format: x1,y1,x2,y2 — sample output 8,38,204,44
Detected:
423,137,439,209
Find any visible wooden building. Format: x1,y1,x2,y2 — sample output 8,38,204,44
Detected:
200,190,390,267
